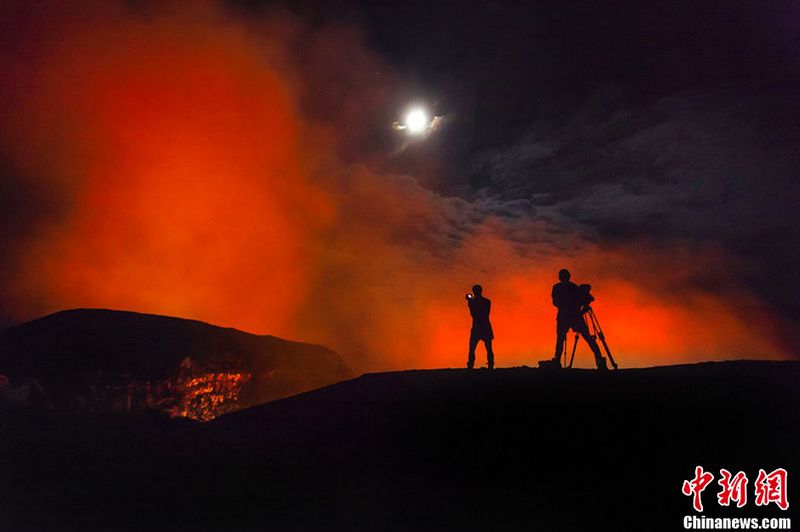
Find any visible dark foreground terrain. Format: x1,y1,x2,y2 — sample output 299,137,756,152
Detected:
2,361,798,531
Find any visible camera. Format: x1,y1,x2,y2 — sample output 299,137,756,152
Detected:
578,283,594,311
466,293,474,300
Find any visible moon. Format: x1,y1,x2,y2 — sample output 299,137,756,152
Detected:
404,108,429,134
392,106,443,139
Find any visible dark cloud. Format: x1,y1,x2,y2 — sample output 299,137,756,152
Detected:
462,87,800,323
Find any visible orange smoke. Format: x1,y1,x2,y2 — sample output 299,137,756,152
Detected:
0,1,792,372
416,241,787,370
1,1,331,334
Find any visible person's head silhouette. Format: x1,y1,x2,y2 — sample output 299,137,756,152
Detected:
558,269,571,282
472,284,483,297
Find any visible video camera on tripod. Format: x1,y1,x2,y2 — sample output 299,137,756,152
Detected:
565,284,619,370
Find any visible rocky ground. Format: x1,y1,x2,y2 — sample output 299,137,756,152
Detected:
2,361,798,531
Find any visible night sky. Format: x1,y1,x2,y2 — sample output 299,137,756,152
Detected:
1,0,798,368
305,0,800,317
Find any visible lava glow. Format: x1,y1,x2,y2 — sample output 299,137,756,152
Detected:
0,1,794,373
171,372,252,422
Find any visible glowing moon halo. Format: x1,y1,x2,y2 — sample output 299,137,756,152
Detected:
404,108,429,134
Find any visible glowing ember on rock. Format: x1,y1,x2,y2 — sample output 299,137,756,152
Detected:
170,372,252,422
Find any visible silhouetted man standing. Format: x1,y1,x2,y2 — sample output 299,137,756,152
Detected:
466,284,494,369
550,269,607,370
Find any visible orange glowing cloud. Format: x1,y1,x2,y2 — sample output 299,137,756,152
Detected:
291,165,791,370
414,242,787,370
1,1,332,334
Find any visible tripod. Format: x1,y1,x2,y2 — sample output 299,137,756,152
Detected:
563,306,619,370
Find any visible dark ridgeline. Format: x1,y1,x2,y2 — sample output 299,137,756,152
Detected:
0,309,353,420
466,284,494,369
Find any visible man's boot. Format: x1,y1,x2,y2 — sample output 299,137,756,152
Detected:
595,356,608,371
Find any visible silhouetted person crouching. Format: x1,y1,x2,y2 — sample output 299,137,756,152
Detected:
550,269,607,370
466,284,494,369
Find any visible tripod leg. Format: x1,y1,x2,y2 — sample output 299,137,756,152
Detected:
568,333,578,368
588,309,618,370
597,332,618,369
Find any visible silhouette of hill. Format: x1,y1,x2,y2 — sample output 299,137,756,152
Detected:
1,361,798,531
0,309,353,418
